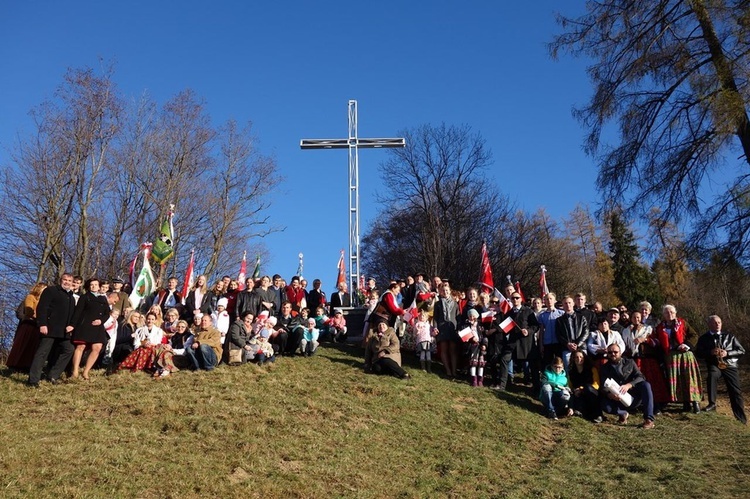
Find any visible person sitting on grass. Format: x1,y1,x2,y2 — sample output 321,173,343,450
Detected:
364,321,411,380
328,308,348,343
598,344,655,429
567,350,601,421
313,306,330,340
300,318,320,356
186,314,222,371
539,356,572,420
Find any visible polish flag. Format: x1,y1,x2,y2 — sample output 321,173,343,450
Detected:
237,251,247,290
499,316,517,334
402,297,418,325
479,241,494,293
515,281,526,303
181,249,195,303
459,326,477,342
481,310,496,324
540,265,550,297
493,288,512,314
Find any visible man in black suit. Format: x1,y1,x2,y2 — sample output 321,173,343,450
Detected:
329,281,351,316
695,315,747,424
28,273,76,387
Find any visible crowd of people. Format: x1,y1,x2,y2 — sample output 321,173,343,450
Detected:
6,270,746,428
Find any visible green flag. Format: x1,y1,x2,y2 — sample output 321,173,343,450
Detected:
152,212,174,264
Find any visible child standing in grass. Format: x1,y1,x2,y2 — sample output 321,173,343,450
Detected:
414,309,436,372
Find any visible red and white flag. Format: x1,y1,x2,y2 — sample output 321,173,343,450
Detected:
493,288,511,314
481,310,496,324
515,281,526,303
479,241,494,293
540,265,550,297
335,250,346,288
237,251,247,290
458,326,477,342
499,316,517,334
402,297,418,325
181,249,195,303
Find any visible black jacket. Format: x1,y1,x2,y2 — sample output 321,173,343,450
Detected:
695,331,745,369
556,312,590,350
35,284,75,338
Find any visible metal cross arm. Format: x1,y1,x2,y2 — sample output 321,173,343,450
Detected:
300,138,406,149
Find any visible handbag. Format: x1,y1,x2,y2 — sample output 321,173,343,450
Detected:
228,348,244,364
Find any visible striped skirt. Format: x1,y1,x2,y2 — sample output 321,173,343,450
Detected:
666,351,702,403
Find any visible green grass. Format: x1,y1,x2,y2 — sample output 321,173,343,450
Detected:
1,345,749,498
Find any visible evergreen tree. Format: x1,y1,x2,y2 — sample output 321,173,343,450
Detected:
609,210,659,309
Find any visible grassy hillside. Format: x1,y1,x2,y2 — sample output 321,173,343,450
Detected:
1,344,748,498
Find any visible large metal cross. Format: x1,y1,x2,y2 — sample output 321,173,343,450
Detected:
301,100,405,302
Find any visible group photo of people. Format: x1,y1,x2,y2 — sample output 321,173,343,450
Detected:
5,269,746,430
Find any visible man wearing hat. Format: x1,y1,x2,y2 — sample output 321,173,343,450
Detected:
110,277,132,321
606,308,624,333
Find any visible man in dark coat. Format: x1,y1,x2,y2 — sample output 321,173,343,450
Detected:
556,295,590,368
27,273,76,387
508,292,541,393
235,277,261,320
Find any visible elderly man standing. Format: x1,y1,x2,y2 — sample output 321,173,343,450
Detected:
186,314,222,371
27,273,76,387
695,315,747,424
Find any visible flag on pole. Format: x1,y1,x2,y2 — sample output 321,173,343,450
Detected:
297,253,304,278
402,296,418,325
181,249,195,302
479,241,494,293
336,250,346,288
458,326,478,343
481,310,496,324
493,288,512,314
252,254,261,279
515,281,526,303
540,265,549,297
129,243,155,309
152,208,175,264
499,316,517,334
237,251,247,290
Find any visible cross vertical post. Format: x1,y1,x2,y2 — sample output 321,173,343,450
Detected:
301,100,405,303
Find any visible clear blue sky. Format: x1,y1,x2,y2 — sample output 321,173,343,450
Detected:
0,1,596,289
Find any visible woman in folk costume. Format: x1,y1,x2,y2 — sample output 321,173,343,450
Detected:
118,311,177,377
623,310,669,410
655,304,702,412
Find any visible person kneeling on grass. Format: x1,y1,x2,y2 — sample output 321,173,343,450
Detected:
186,314,222,371
598,344,655,429
539,356,572,420
364,321,411,380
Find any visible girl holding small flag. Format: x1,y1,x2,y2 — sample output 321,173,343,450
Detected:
462,308,488,387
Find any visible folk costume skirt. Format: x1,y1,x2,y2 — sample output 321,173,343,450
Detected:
666,351,702,403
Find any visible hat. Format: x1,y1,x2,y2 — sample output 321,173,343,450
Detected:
608,307,620,314
112,277,124,284
467,309,480,319
260,329,270,339
334,308,343,315
217,298,228,308
415,272,428,279
267,316,278,327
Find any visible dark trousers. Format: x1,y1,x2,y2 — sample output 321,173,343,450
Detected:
517,357,541,393
707,365,747,424
600,381,654,421
273,331,288,355
373,357,407,378
571,384,602,419
286,328,303,355
498,350,514,390
542,343,562,368
28,336,75,384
